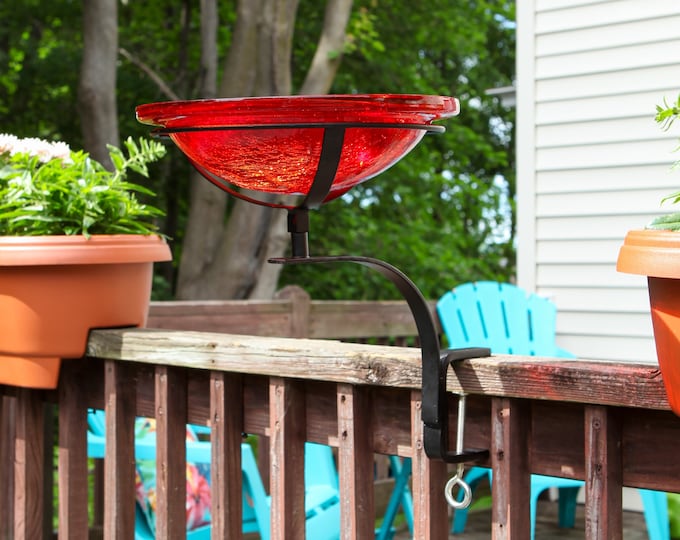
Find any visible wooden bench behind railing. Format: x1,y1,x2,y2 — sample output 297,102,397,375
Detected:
147,285,441,346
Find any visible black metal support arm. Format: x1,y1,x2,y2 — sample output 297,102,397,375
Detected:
270,253,490,463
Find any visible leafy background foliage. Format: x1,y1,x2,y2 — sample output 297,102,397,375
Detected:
283,0,516,299
0,0,515,300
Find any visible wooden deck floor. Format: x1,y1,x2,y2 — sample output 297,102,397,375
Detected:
393,501,651,539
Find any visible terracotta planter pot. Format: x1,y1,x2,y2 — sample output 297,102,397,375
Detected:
617,229,680,414
0,235,171,389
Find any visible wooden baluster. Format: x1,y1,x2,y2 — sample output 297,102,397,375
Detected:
585,405,622,540
491,397,530,539
42,404,55,539
210,371,244,539
269,377,306,539
14,388,44,540
155,366,187,539
410,390,449,539
103,360,136,540
0,394,16,539
58,361,90,539
337,383,374,540
259,286,312,493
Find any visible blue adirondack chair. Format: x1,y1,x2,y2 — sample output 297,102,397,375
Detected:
87,410,341,539
436,281,669,540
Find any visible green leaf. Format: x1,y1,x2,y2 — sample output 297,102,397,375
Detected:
0,136,167,236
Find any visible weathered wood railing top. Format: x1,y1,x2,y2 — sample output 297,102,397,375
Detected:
89,327,669,411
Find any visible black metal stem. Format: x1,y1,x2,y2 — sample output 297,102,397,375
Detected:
285,126,347,258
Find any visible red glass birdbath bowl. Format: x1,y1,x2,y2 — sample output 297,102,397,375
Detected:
136,94,458,209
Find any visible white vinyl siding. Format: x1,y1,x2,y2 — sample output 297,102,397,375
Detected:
517,0,680,362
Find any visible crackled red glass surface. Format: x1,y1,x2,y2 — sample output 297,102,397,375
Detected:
136,94,458,205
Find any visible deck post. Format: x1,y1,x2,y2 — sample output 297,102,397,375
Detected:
210,371,244,539
410,390,449,539
0,395,15,539
14,388,44,540
103,360,137,540
337,383,375,539
155,366,188,539
58,361,90,539
269,377,306,539
491,397,531,539
585,405,623,540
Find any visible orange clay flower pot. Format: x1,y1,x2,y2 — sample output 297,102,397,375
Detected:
617,229,680,415
0,235,171,389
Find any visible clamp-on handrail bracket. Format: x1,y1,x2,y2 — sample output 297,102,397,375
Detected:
423,347,490,463
271,250,491,464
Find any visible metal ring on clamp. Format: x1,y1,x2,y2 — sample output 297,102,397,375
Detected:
445,470,473,509
444,394,474,509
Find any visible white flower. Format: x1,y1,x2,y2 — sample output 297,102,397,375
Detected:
0,134,19,155
0,133,72,163
49,141,72,163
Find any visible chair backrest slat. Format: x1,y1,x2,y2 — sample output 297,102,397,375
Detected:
437,281,562,357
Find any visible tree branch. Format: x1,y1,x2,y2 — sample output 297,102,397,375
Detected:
118,47,180,101
300,0,354,95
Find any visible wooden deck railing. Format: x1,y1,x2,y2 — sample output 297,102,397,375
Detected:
1,288,679,539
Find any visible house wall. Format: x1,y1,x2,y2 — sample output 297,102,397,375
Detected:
517,0,680,362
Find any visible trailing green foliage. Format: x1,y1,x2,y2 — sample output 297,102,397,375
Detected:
655,94,680,133
0,136,166,236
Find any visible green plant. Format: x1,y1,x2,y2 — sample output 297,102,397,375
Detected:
0,135,166,236
649,94,680,230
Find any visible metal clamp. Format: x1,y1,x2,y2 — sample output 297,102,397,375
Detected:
271,255,490,511
422,347,490,463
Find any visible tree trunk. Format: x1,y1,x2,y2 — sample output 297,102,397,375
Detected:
300,0,354,95
251,0,354,300
176,0,354,300
176,0,228,299
78,0,119,168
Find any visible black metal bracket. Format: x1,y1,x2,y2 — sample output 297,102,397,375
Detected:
425,347,490,463
270,254,491,463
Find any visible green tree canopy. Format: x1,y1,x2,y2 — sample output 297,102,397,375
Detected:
281,0,516,299
0,0,515,300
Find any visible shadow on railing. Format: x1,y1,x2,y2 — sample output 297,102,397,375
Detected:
1,286,679,539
